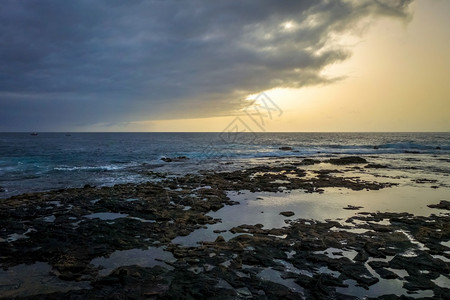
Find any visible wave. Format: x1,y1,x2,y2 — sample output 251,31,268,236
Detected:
376,142,444,151
54,165,123,172
190,142,449,160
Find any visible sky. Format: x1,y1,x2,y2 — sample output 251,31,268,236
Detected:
0,0,449,132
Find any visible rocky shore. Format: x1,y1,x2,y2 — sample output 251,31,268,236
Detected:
0,156,449,299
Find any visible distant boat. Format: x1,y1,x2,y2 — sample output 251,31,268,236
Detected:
30,132,38,136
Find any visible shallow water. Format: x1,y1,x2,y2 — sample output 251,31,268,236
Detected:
1,132,449,198
0,262,90,298
91,247,176,277
83,212,129,220
172,183,449,246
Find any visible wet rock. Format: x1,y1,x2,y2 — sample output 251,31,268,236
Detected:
389,252,449,275
343,205,363,210
1,160,448,299
375,268,399,279
326,156,368,165
280,211,295,217
340,263,379,287
161,156,189,162
0,186,5,192
354,249,369,262
365,163,388,169
414,178,438,184
298,158,320,165
403,276,435,291
215,235,225,243
279,146,293,151
236,287,252,298
427,200,450,210
368,261,389,269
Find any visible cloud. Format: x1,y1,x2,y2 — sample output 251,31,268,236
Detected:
0,0,412,130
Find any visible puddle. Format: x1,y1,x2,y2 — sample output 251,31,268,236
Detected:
317,266,340,278
171,184,450,248
336,256,436,299
336,278,434,299
273,259,313,277
47,201,63,207
258,268,304,294
331,226,370,234
432,255,450,262
6,228,36,242
42,215,56,223
0,262,90,298
83,212,128,220
91,247,175,277
171,223,246,247
385,268,408,278
396,230,429,251
127,216,156,223
270,180,290,184
313,247,358,261
432,275,450,289
441,240,450,248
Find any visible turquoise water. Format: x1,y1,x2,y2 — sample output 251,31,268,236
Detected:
0,132,449,198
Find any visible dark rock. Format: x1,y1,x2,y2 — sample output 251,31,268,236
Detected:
373,146,379,149
427,200,450,210
375,268,399,279
0,186,5,193
368,261,389,269
340,263,379,286
280,211,295,217
354,249,369,262
215,235,225,243
326,156,368,165
365,163,388,169
343,205,363,210
436,146,441,150
404,150,420,154
279,146,293,151
414,178,438,184
299,159,320,166
161,156,189,162
403,276,435,291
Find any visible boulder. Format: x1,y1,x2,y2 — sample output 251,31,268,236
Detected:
279,211,295,217
427,200,450,210
161,156,189,162
326,156,368,165
279,146,293,151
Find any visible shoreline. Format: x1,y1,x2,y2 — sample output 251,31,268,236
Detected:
0,155,449,299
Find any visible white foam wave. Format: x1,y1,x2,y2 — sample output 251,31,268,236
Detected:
54,165,123,171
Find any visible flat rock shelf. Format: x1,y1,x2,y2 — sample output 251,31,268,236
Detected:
0,157,449,299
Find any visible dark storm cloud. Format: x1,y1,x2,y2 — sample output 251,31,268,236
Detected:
0,0,412,130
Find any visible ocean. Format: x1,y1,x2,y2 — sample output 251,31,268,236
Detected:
1,132,449,198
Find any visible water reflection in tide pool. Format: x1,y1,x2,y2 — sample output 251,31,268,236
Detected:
171,185,449,247
91,247,176,276
0,262,90,298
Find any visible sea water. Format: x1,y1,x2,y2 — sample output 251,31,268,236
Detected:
0,132,449,198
